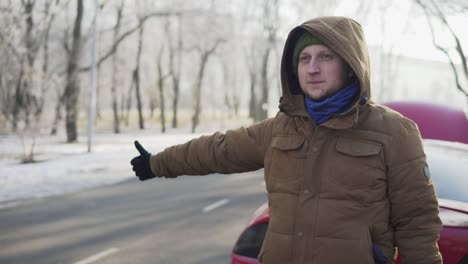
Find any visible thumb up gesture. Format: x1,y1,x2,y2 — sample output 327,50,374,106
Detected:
131,141,156,181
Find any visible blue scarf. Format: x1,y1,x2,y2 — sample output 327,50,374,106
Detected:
305,80,360,125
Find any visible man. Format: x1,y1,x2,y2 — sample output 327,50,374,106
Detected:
131,16,442,263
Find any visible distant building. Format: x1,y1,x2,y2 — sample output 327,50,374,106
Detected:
368,47,467,109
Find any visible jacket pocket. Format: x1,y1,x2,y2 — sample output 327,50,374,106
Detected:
267,135,306,183
330,137,385,189
336,137,381,157
271,136,306,154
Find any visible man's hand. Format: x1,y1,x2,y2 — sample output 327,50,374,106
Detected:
131,140,156,181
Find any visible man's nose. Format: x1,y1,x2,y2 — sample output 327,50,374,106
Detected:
307,59,320,73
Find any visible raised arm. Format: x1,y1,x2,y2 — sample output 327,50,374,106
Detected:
148,118,275,178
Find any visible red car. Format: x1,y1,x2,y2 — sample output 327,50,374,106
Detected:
231,102,468,264
382,101,468,144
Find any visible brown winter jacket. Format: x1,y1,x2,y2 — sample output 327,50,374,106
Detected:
150,16,442,264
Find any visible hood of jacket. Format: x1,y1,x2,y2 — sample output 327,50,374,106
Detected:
279,16,371,117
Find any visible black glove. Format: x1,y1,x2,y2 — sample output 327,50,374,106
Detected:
131,140,156,181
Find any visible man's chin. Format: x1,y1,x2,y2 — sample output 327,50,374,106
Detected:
306,93,327,102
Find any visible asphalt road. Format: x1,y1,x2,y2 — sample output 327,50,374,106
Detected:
0,170,267,264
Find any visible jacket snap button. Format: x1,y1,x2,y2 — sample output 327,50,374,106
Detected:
312,146,318,152
303,189,310,194
297,232,303,237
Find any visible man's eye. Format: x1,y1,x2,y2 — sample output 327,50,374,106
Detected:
299,56,309,62
321,54,333,60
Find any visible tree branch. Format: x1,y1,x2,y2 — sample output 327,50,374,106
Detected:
429,0,468,79
0,32,22,62
79,11,180,72
416,0,468,98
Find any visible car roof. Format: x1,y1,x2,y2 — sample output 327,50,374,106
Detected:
383,101,468,144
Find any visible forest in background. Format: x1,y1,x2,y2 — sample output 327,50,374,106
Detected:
0,0,467,162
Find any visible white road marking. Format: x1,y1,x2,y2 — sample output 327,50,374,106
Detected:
74,248,119,264
0,201,22,210
202,199,229,213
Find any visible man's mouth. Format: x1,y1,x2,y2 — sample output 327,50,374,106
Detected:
308,81,325,84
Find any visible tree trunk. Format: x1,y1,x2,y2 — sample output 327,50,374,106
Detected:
50,92,64,135
191,53,209,133
171,76,180,128
24,0,36,67
63,0,83,142
134,22,145,130
12,0,37,132
191,39,223,133
125,72,135,127
110,3,124,133
12,64,25,132
259,48,271,121
23,0,36,129
38,1,55,131
248,71,257,120
171,16,182,129
156,31,167,133
157,62,166,133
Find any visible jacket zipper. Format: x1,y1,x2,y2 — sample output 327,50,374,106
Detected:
308,123,321,264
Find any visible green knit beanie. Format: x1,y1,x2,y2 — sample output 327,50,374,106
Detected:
293,32,324,72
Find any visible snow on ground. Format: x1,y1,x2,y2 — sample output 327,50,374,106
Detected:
0,128,213,208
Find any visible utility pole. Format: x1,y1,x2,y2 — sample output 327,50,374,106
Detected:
87,0,99,152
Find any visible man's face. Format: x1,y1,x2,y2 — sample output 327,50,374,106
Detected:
297,44,350,101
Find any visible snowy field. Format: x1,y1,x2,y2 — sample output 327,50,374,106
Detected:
0,129,215,208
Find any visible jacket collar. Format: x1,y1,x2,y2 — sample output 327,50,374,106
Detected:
280,95,369,130
322,108,358,129
323,103,370,129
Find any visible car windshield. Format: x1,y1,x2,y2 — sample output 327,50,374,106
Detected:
425,140,468,203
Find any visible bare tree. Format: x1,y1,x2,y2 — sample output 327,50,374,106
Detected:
19,0,57,132
124,73,134,127
414,0,468,102
6,0,39,132
62,0,83,142
156,42,170,133
221,56,240,118
169,16,182,128
255,0,280,121
247,55,258,121
235,0,268,122
37,0,58,128
0,0,58,160
20,0,36,129
155,20,175,133
62,5,178,139
50,90,64,135
78,10,181,73
191,39,224,133
109,1,124,133
131,16,146,129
